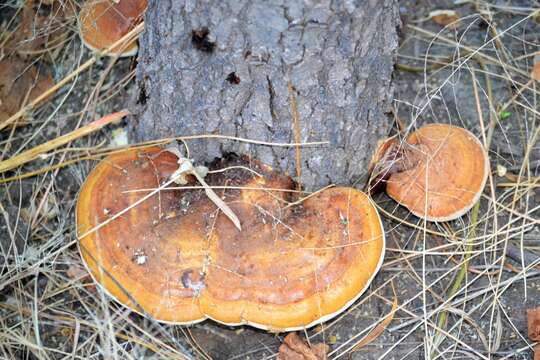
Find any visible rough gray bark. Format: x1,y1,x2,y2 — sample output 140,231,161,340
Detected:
133,0,399,190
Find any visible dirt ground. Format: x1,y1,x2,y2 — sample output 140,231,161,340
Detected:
1,0,539,359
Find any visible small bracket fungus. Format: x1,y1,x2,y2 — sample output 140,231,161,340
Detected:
76,148,385,331
78,0,147,57
369,123,489,222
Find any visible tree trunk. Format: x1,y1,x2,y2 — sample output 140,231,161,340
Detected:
132,0,399,190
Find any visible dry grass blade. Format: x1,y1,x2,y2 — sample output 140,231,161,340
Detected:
165,146,242,230
0,136,327,185
431,67,489,353
288,80,302,190
192,170,242,231
0,110,129,173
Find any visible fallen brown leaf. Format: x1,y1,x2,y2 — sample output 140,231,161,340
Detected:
528,308,540,340
4,0,75,59
429,10,460,27
527,308,540,360
278,333,329,360
0,57,54,126
350,296,398,353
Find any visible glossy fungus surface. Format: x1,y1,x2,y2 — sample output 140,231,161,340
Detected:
77,148,385,331
385,124,489,221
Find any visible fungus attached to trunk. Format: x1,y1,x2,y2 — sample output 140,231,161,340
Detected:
78,0,147,57
76,148,385,331
369,123,489,222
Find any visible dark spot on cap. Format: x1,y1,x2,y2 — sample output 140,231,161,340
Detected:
181,269,206,295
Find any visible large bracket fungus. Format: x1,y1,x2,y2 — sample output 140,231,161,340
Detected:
76,148,385,331
369,123,489,222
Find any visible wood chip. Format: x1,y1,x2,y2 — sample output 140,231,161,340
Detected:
277,333,329,360
531,52,540,81
429,10,460,27
496,164,507,177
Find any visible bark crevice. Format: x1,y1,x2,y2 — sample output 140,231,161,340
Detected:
133,0,399,189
